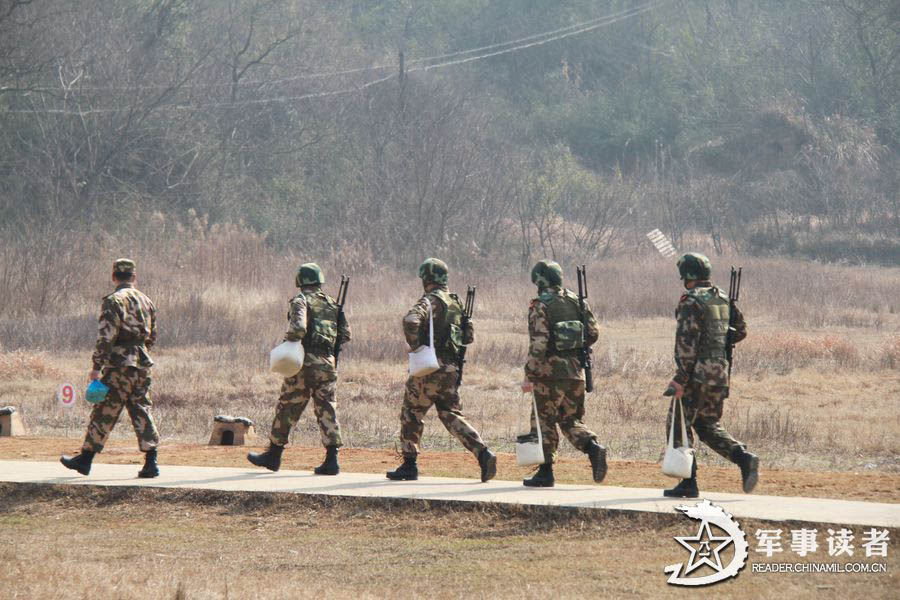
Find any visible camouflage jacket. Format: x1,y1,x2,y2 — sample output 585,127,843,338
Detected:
403,286,474,367
524,286,599,381
672,282,747,387
284,286,351,372
91,283,157,371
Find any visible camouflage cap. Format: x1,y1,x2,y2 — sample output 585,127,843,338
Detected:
677,252,712,281
531,259,563,289
418,258,449,285
296,263,324,287
112,258,136,274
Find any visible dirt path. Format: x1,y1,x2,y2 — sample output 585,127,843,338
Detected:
3,436,897,503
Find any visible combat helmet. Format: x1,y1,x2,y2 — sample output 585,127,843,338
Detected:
418,258,449,285
531,260,563,289
676,253,712,281
296,263,324,287
112,258,136,279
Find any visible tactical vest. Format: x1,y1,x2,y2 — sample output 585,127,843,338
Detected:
538,289,585,356
302,290,339,354
686,286,730,359
418,289,464,358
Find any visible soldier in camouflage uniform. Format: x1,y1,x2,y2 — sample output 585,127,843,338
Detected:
663,252,758,498
521,260,607,488
248,263,350,475
386,258,497,482
60,259,161,478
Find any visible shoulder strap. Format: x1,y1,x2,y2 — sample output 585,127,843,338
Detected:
427,290,449,309
667,397,690,449
427,295,434,348
521,392,543,449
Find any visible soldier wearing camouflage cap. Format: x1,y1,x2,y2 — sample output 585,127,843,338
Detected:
248,262,351,475
663,252,758,498
386,258,497,483
61,258,161,478
521,260,607,487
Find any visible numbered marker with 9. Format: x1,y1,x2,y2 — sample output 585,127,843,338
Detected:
58,384,76,408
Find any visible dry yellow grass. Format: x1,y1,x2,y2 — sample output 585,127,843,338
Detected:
0,350,58,381
0,239,898,599
0,483,896,600
0,237,898,473
3,325,896,473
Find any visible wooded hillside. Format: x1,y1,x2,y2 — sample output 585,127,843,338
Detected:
1,0,898,270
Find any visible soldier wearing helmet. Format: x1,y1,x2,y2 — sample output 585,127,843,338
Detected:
386,258,497,483
60,258,161,478
663,252,758,498
248,262,351,475
521,260,607,488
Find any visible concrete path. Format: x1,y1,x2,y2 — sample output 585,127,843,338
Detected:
1,460,897,527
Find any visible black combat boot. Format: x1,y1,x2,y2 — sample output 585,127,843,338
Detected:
60,450,95,476
523,462,554,487
386,455,418,481
313,445,340,476
664,458,699,498
731,447,759,493
585,440,608,484
138,448,160,479
478,448,497,483
247,443,284,472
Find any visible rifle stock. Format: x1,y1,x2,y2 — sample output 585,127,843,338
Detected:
576,265,594,393
724,266,742,398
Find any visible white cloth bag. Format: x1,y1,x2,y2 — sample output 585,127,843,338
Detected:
269,340,305,378
408,298,440,377
662,396,694,479
516,392,545,466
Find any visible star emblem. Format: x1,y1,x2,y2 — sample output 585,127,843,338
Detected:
674,520,733,575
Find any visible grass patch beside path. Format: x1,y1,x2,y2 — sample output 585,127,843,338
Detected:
0,483,897,599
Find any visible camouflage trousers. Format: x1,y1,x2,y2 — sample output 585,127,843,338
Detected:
399,365,486,457
530,379,598,463
666,381,744,461
82,367,159,453
269,367,342,448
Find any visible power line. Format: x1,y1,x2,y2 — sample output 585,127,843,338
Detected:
411,1,666,73
16,62,395,94
407,2,660,66
2,0,669,115
3,72,398,115
20,2,662,94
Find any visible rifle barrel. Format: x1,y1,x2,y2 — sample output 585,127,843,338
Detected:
334,275,350,368
576,265,593,393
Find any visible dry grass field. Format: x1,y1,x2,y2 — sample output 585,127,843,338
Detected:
1,232,898,598
0,483,896,600
1,245,898,473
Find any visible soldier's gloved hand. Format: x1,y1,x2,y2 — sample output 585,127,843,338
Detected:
89,369,101,382
521,379,534,393
665,380,683,399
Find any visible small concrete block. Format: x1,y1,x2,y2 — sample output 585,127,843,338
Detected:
209,415,255,446
0,406,26,436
